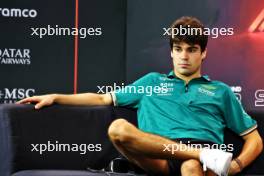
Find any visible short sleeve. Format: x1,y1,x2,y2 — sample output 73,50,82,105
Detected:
110,73,156,108
223,87,257,136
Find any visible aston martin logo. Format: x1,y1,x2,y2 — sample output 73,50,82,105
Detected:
248,9,264,32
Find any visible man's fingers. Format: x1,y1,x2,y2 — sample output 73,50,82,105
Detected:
16,97,32,104
16,95,53,109
16,96,39,104
16,96,46,109
35,101,46,109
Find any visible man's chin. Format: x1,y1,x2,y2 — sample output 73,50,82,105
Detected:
178,71,194,76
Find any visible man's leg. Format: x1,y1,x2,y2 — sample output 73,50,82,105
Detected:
108,119,203,175
110,137,170,175
181,159,203,176
108,119,200,160
108,118,231,176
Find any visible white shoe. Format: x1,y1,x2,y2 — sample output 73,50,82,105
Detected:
199,148,233,176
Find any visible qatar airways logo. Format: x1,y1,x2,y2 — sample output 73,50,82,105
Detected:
0,48,31,65
249,9,264,32
0,8,37,18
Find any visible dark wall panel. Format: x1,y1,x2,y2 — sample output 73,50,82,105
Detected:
0,0,75,103
0,0,127,103
78,0,126,93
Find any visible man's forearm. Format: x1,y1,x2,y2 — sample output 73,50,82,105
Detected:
54,93,112,106
236,130,263,172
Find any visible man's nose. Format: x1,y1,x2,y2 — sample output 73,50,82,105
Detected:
180,50,189,60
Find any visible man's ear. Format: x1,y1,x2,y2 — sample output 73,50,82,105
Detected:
201,48,207,61
170,50,173,58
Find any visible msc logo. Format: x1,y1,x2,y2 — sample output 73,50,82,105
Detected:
0,8,37,18
249,9,264,32
0,88,35,103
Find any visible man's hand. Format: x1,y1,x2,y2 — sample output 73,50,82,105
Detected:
228,160,241,175
16,94,57,109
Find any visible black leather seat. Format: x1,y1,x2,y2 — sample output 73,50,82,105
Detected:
0,104,263,176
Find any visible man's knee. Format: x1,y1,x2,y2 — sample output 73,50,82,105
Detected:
108,118,133,143
181,159,202,175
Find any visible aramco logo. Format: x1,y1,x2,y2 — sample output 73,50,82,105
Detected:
249,9,264,32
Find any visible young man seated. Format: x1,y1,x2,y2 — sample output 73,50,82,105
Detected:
17,16,263,176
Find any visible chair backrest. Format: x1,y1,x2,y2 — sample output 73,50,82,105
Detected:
1,104,263,175
0,104,119,174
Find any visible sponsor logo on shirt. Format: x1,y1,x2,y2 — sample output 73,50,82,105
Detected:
159,77,175,81
156,82,174,96
198,87,215,97
201,84,217,90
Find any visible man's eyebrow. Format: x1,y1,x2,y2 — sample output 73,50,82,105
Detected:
173,45,181,48
173,45,199,49
187,46,199,49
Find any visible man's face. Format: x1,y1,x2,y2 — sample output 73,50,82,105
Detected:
171,42,206,77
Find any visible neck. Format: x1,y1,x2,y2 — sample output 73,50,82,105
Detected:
174,70,201,84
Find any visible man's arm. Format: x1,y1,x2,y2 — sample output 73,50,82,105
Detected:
16,93,112,109
229,129,263,175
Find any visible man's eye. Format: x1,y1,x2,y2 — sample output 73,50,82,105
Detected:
174,48,181,52
189,48,197,53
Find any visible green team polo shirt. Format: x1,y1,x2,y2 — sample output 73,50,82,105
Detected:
111,71,257,144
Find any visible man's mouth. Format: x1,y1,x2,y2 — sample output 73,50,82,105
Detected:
178,64,190,68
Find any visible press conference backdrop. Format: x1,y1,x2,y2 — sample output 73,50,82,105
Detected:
126,0,264,112
0,0,126,102
0,0,264,113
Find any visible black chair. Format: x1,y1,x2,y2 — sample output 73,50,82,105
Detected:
0,104,263,176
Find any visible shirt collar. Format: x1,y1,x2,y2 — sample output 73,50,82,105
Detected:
167,70,211,82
